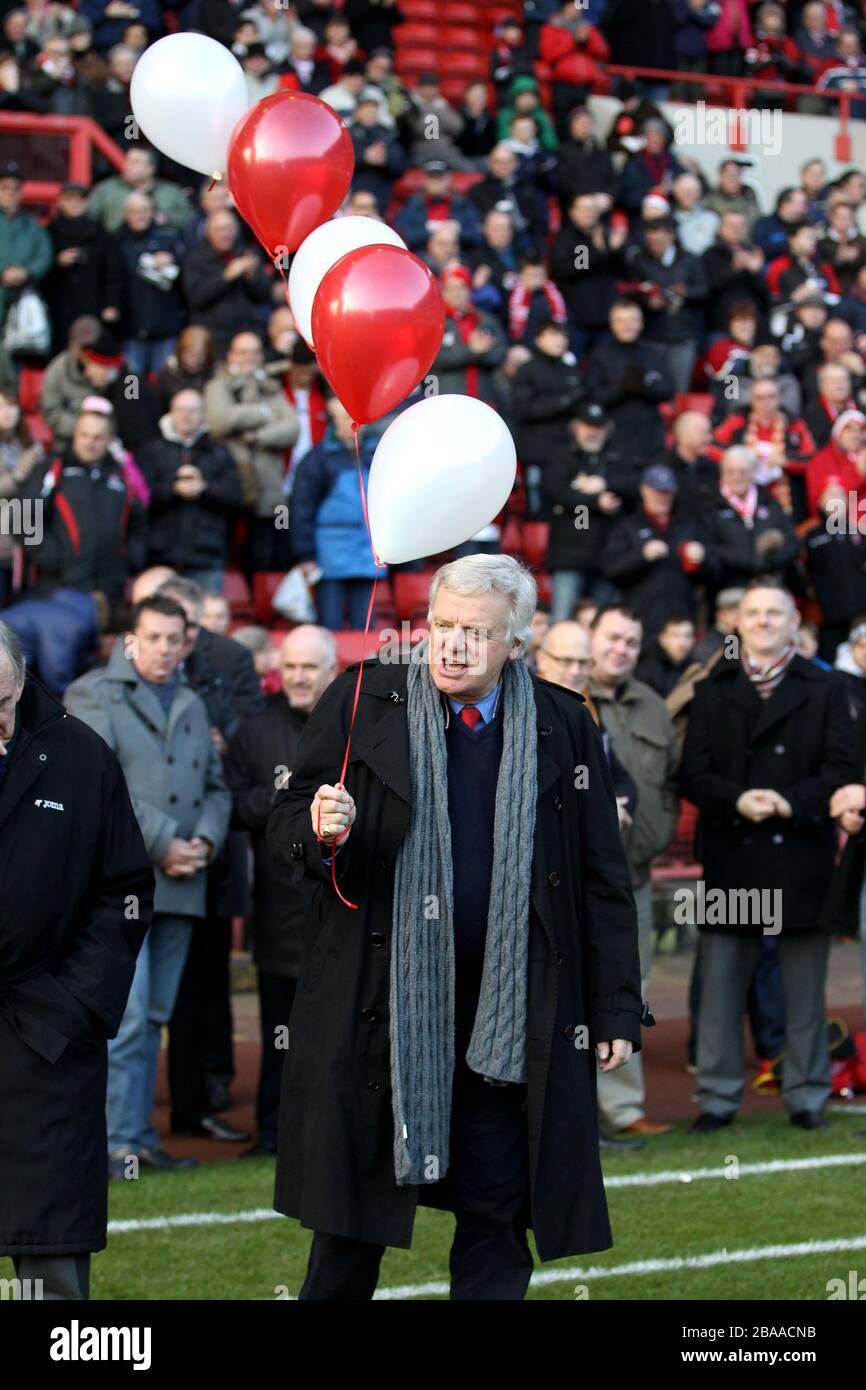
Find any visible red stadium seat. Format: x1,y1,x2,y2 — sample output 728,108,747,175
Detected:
439,25,486,50
445,50,489,78
499,516,523,557
442,2,485,21
224,570,253,617
674,392,714,416
334,630,384,670
393,571,436,623
25,413,52,448
534,572,551,605
399,47,441,75
394,21,438,46
486,4,524,25
398,0,438,18
18,365,44,414
252,571,286,625
521,522,550,570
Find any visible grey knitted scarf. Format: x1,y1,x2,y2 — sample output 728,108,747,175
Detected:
389,638,537,1187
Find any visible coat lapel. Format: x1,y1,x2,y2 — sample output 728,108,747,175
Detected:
347,690,412,804
0,728,42,836
749,672,809,745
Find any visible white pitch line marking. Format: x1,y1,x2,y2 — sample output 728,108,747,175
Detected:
107,1151,866,1235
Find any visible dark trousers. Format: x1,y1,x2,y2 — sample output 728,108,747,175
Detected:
246,516,293,578
12,1254,90,1300
169,914,234,1130
316,578,374,632
298,1064,534,1301
256,969,297,1147
688,933,786,1065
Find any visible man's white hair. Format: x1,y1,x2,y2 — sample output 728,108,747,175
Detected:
0,618,25,689
721,444,756,472
428,554,537,653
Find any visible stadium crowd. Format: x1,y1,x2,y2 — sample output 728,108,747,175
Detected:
1,0,866,1300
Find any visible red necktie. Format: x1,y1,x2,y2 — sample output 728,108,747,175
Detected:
459,705,482,730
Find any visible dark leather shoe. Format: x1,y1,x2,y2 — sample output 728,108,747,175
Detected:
599,1132,646,1151
137,1145,199,1170
790,1110,827,1130
689,1112,733,1134
240,1140,278,1158
176,1116,252,1143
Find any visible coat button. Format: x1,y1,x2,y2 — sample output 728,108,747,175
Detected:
563,1025,577,1039
167,755,175,765
553,796,562,811
774,744,785,755
555,951,563,965
193,798,201,808
548,871,560,887
361,1008,377,1023
169,794,178,804
193,759,199,769
772,833,783,844
368,1080,380,1091
370,932,385,947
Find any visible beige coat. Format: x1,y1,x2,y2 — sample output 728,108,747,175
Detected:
588,676,680,887
204,365,298,519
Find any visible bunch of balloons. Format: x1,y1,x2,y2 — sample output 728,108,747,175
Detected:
130,34,516,563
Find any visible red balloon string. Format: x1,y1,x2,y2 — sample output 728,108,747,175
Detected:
315,423,385,910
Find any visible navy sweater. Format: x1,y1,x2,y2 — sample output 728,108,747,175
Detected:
446,706,504,1053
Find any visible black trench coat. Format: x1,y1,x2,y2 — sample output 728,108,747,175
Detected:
680,653,858,932
0,678,153,1256
267,656,643,1261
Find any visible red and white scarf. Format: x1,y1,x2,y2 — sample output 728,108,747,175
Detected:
742,640,797,699
720,480,758,526
508,280,566,342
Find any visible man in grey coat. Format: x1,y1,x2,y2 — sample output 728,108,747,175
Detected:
65,594,231,1176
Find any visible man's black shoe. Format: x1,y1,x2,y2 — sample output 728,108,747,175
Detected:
176,1116,252,1143
137,1146,199,1170
240,1140,279,1158
599,1132,646,1151
689,1112,733,1135
790,1110,827,1131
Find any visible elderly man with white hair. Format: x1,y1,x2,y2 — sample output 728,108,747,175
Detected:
713,445,800,593
267,554,644,1299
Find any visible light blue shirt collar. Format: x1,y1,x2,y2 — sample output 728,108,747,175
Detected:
447,681,501,726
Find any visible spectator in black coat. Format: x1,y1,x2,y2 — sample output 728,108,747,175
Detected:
138,389,243,589
583,299,676,460
225,624,339,1155
25,34,95,116
701,210,769,333
550,193,628,357
111,191,186,379
555,105,619,209
91,41,136,146
468,208,521,314
394,161,483,252
21,409,147,606
348,93,406,217
44,181,115,353
512,319,583,516
155,325,216,414
0,51,46,113
712,446,802,593
468,144,547,252
623,215,709,393
803,362,857,449
183,210,272,358
803,481,866,662
458,79,498,163
619,119,687,213
667,409,721,522
604,462,719,639
542,400,640,620
636,614,696,696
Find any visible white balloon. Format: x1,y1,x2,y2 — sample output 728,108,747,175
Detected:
289,216,406,347
368,396,517,565
130,34,250,179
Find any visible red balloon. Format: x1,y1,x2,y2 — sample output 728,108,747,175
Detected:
227,91,354,258
311,245,445,425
